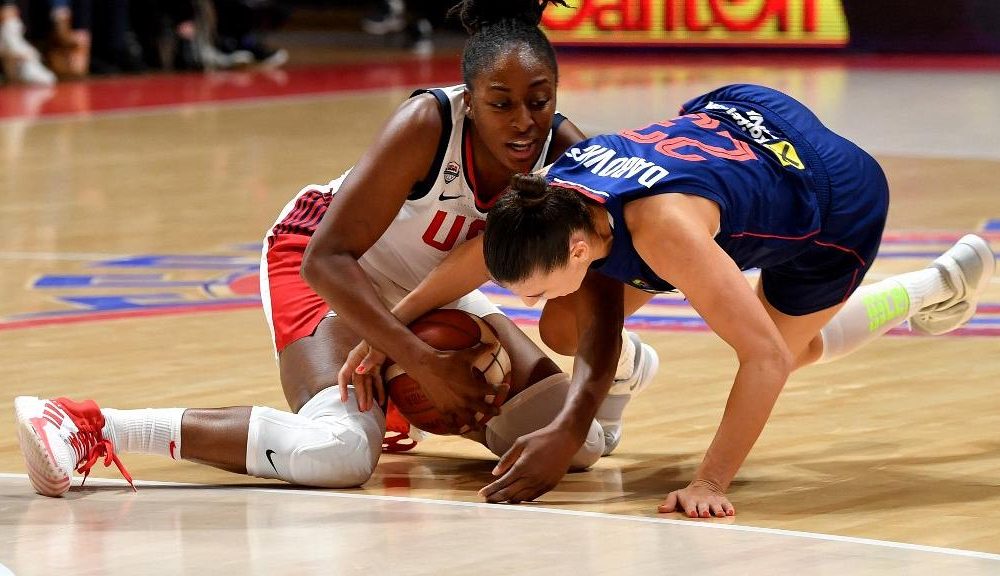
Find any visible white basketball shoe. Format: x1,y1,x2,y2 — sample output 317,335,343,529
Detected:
596,332,659,456
910,234,996,336
15,396,133,497
0,18,56,86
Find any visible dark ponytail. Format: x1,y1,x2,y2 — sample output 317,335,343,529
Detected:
449,1,570,88
484,173,597,285
450,0,562,33
509,173,549,207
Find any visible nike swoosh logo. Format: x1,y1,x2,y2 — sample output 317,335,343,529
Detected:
265,449,278,474
438,193,463,201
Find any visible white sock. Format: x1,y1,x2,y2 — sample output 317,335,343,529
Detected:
603,332,643,421
101,408,185,459
817,267,952,364
613,330,636,381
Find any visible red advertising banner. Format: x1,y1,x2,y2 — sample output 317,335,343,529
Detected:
541,0,849,48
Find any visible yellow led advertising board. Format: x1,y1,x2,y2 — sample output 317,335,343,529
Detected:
541,0,849,48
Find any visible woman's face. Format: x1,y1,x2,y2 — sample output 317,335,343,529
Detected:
465,45,557,174
504,239,592,307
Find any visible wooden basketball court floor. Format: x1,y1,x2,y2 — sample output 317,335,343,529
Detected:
1,53,999,574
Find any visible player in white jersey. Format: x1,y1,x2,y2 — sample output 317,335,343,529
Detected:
15,0,658,497
262,82,586,446
267,84,555,304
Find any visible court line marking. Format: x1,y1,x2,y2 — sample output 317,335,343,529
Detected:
2,472,997,562
0,85,427,127
0,251,133,261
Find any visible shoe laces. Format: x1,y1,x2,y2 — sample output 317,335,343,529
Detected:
55,398,136,492
382,431,418,453
382,403,418,453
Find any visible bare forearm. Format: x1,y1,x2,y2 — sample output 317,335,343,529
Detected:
559,338,619,440
555,276,624,441
392,237,489,325
694,356,790,490
301,252,432,367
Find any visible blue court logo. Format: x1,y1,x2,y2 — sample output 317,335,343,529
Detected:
1,246,261,331
2,232,997,337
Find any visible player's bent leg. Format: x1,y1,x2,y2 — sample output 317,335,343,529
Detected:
255,314,385,486
597,332,659,456
536,286,659,456
537,284,654,356
537,295,578,356
483,373,605,469
479,312,562,393
802,234,995,366
755,282,843,370
277,315,362,413
246,387,385,487
476,310,603,467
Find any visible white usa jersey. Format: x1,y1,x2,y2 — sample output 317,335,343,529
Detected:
266,84,566,291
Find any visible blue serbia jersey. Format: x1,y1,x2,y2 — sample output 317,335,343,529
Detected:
545,89,829,293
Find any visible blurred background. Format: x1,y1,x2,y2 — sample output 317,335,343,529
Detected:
2,0,1000,88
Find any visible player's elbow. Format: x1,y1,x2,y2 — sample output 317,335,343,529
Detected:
299,244,320,286
300,244,340,291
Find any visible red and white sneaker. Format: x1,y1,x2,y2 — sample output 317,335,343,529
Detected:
14,396,134,497
381,402,428,453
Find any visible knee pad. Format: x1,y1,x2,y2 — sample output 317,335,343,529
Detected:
246,387,386,488
485,373,604,470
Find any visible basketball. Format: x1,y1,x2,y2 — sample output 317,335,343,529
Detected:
383,309,512,435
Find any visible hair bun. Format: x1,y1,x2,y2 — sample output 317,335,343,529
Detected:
510,173,549,208
451,0,569,33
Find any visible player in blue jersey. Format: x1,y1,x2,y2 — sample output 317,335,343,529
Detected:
468,84,996,516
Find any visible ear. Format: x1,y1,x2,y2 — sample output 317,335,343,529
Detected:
462,89,472,115
569,238,589,264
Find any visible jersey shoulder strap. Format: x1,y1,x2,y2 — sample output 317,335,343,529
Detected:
408,88,453,201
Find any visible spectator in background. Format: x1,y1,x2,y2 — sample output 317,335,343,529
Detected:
0,0,56,84
131,0,202,71
88,0,145,75
362,0,433,55
45,0,90,77
211,0,288,68
362,0,406,34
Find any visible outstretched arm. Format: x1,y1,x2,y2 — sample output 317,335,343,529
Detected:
628,193,793,518
386,110,586,324
480,270,624,503
389,111,587,322
392,235,490,325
